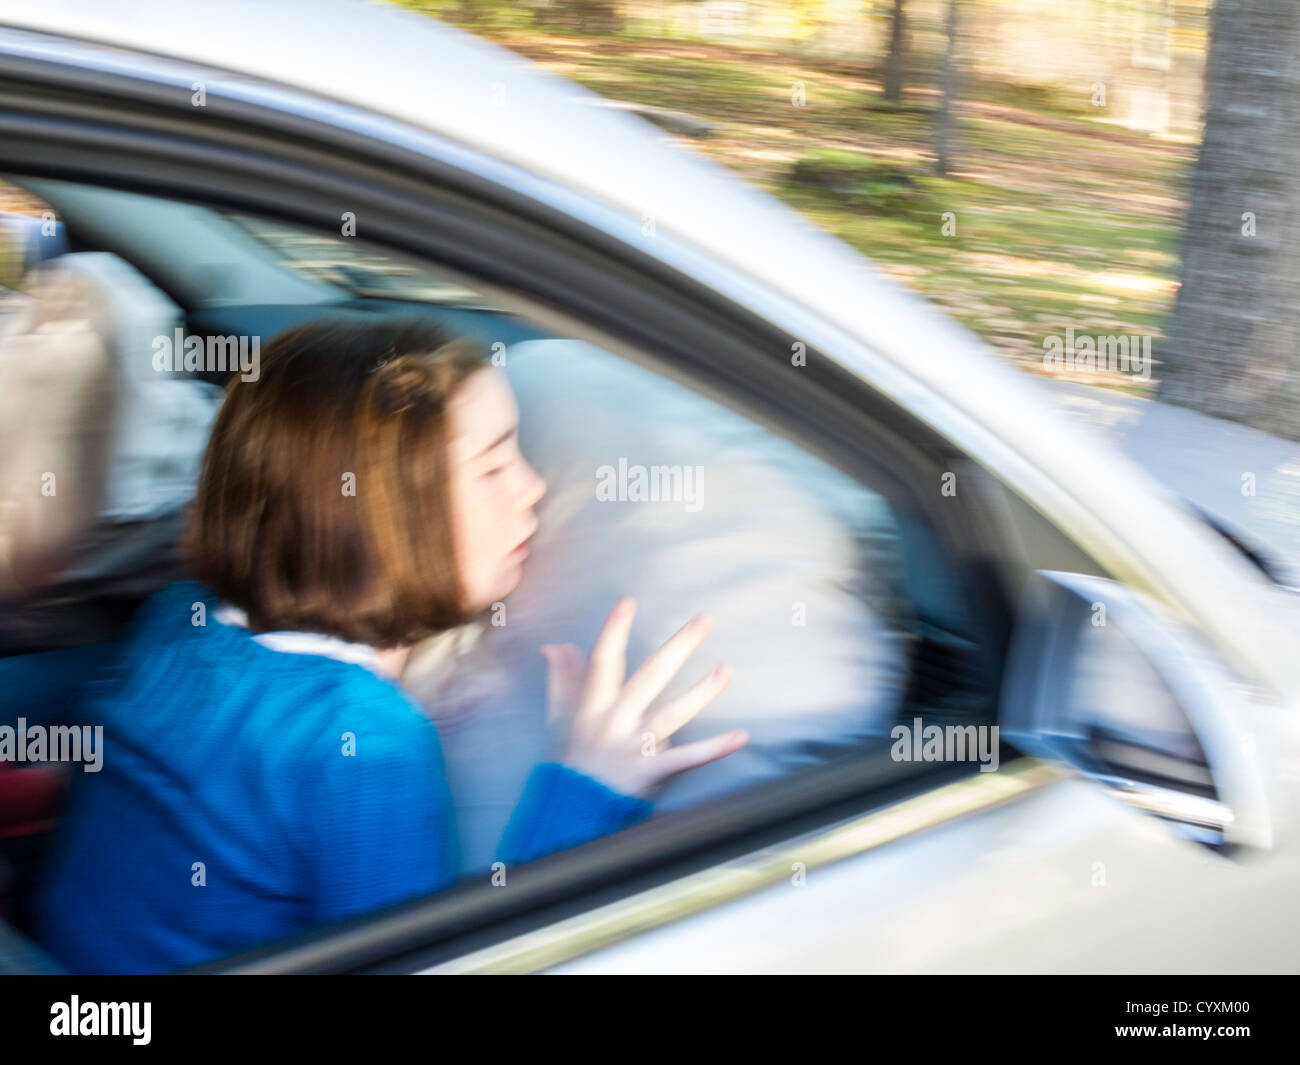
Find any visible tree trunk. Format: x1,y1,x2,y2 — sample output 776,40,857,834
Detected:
1159,0,1300,440
537,1,622,34
934,0,960,175
883,0,908,103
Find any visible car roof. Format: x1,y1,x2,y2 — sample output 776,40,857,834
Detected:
2,0,1296,695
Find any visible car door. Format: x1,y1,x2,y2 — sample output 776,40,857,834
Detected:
535,576,1300,975
0,11,1295,976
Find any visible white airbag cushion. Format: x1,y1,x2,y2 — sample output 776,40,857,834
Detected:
405,339,907,873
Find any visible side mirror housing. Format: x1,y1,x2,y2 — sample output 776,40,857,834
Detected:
1000,571,1271,849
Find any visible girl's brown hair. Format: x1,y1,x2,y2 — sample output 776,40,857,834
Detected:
185,317,487,647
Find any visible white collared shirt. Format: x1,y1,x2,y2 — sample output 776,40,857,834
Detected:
213,602,386,676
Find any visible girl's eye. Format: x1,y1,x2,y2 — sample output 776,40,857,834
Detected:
484,447,520,479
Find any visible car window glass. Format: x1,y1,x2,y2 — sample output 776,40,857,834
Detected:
0,191,996,973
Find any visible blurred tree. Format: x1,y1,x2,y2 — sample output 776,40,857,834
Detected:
883,0,908,101
934,0,960,175
536,0,622,33
1160,0,1300,440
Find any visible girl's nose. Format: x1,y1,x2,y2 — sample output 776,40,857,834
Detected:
520,460,546,509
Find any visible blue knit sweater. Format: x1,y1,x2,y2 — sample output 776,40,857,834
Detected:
32,581,650,974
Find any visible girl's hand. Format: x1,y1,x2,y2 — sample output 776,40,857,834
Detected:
542,598,747,798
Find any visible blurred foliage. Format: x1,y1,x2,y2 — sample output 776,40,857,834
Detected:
390,4,1212,386
790,149,944,221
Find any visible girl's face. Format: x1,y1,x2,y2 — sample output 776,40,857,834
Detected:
446,367,546,612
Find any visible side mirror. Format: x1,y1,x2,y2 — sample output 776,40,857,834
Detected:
1000,570,1271,850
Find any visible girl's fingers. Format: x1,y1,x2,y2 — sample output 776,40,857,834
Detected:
643,664,733,746
610,614,712,729
577,597,636,722
542,643,586,725
651,729,749,781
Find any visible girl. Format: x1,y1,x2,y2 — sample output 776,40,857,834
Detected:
33,318,746,973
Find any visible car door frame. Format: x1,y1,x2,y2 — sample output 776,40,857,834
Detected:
0,27,1143,974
